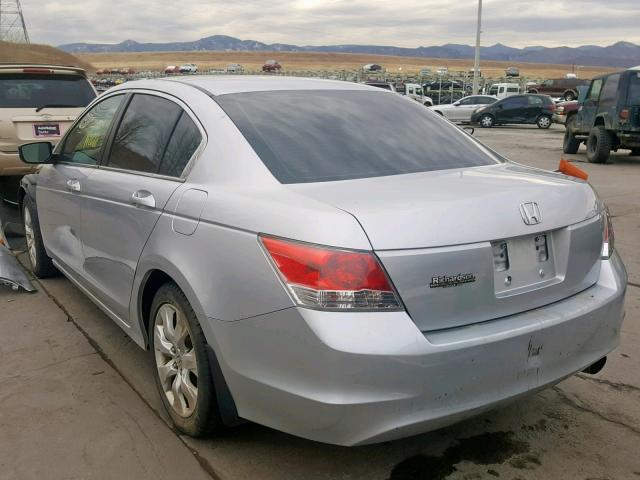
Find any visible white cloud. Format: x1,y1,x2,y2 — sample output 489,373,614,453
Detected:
20,0,640,47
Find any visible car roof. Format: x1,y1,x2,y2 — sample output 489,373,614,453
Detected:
142,75,376,96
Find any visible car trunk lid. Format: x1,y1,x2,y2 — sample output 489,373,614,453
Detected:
290,163,604,331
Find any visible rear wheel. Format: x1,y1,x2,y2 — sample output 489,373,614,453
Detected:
563,118,581,154
22,195,57,278
586,125,612,163
563,91,576,101
150,282,220,437
479,114,494,128
536,115,552,129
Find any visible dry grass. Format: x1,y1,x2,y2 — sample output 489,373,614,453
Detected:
0,41,93,71
79,50,619,79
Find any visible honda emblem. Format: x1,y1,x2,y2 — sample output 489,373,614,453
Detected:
520,202,542,225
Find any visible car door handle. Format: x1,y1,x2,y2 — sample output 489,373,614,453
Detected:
66,179,81,192
131,190,156,209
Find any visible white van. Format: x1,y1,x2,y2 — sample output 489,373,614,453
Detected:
405,83,434,106
487,83,520,99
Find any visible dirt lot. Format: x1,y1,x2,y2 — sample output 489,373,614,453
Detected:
1,124,639,480
79,50,618,79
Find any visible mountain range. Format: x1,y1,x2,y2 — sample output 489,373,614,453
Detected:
59,35,640,68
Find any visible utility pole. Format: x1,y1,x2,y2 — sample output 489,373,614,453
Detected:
472,0,482,95
0,0,30,43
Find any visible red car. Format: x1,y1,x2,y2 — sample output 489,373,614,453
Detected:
552,100,579,127
262,60,282,72
164,65,180,74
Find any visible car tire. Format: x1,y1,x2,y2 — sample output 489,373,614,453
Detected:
22,194,57,278
563,91,576,101
536,115,552,129
563,121,581,154
586,125,612,164
479,114,494,128
150,282,220,437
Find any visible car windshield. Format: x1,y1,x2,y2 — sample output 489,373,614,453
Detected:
216,90,502,184
0,73,96,109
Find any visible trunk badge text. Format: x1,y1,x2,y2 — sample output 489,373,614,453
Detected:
520,202,542,225
430,273,476,289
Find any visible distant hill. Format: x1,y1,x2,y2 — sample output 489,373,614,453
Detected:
58,35,640,68
0,41,93,70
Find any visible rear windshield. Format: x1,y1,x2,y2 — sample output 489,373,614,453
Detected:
216,90,501,184
0,73,96,109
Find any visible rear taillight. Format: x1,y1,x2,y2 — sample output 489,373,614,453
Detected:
22,68,53,74
602,207,615,259
261,236,402,311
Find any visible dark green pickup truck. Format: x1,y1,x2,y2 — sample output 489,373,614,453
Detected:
564,67,640,163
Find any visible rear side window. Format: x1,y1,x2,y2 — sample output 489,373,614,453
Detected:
216,90,501,184
0,73,95,109
599,74,620,109
158,113,202,177
628,73,640,104
106,94,201,177
528,96,544,105
507,87,519,93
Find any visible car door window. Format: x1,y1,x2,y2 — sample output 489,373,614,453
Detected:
158,112,202,177
588,79,603,102
528,96,544,105
59,95,124,165
106,94,182,174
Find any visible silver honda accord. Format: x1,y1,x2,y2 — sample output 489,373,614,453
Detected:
17,76,626,446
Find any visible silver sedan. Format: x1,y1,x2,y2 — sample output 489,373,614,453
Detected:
430,94,498,122
17,76,626,446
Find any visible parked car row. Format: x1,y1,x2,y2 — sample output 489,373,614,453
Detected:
96,67,136,75
471,94,556,129
164,64,199,74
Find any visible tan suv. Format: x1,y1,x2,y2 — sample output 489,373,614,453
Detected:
0,65,96,195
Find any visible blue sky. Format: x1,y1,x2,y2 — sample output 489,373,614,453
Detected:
22,0,640,47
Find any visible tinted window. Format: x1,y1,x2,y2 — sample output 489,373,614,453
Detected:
501,97,527,108
60,95,124,165
0,74,95,109
507,87,519,93
628,73,640,104
216,90,501,184
158,113,202,177
478,97,497,104
107,94,182,173
528,96,544,105
599,74,620,108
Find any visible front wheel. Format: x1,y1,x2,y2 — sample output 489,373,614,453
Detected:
479,114,494,128
150,282,220,436
586,126,612,164
563,122,581,154
22,195,57,278
536,115,552,129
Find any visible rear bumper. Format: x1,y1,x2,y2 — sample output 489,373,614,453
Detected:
205,253,627,446
0,151,36,176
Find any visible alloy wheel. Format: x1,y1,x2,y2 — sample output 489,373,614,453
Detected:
153,303,198,417
538,116,551,128
23,206,36,268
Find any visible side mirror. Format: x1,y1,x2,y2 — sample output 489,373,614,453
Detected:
19,142,54,165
